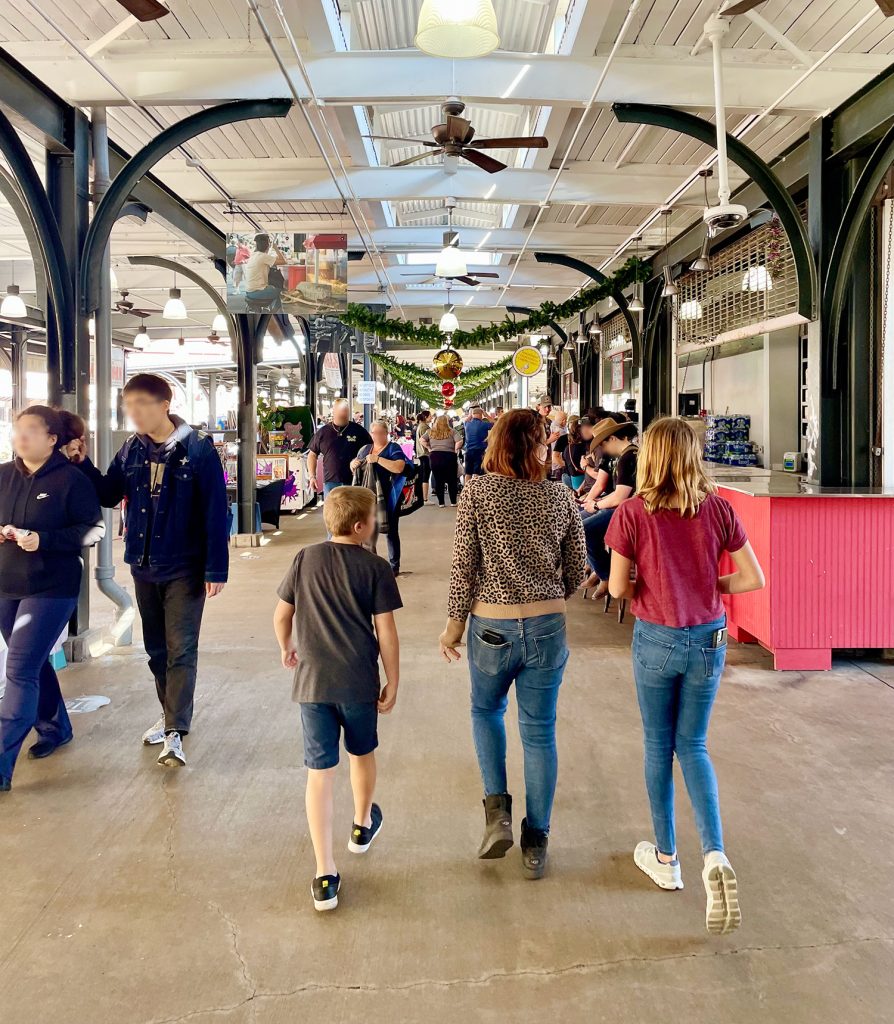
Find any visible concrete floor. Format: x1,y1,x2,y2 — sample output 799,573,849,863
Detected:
1,503,893,1023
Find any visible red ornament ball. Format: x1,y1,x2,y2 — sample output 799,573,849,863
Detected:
444,397,454,408
441,381,455,398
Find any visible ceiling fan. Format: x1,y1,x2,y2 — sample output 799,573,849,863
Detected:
115,0,170,20
114,289,162,319
366,97,548,174
400,199,501,286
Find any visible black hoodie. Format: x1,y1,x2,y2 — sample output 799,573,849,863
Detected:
0,451,104,599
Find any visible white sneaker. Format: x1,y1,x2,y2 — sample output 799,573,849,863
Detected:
702,851,741,935
142,716,166,746
157,731,186,767
634,841,684,890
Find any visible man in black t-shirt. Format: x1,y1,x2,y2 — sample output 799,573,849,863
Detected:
307,398,372,496
579,418,639,596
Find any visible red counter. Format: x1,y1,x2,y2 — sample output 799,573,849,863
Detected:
717,476,894,670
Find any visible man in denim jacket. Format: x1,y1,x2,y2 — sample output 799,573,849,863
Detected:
71,373,228,768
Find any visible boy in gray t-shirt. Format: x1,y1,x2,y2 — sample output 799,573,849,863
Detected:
273,486,402,912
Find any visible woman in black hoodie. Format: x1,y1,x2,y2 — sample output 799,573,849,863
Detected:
0,406,104,791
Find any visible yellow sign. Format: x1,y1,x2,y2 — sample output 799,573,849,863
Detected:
512,345,544,378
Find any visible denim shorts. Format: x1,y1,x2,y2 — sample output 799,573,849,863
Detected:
299,701,379,769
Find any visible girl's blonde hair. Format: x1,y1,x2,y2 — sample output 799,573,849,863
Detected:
429,414,453,440
637,416,715,518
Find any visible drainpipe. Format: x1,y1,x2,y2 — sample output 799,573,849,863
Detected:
91,105,134,645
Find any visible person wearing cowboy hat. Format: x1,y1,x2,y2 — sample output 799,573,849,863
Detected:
579,416,639,600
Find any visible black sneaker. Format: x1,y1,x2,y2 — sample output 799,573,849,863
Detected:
28,734,73,760
348,803,383,854
521,818,549,880
311,873,341,912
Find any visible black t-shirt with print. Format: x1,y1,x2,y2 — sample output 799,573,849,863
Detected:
309,422,373,484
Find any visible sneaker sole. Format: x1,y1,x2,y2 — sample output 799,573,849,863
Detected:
635,854,684,891
311,883,340,912
348,820,382,854
143,736,165,746
477,834,513,860
704,863,740,934
157,754,186,767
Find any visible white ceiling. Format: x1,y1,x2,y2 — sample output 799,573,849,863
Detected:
0,0,893,344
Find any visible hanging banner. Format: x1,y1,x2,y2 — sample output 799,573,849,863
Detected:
611,352,626,392
356,380,377,405
512,345,543,377
322,352,343,389
226,231,348,316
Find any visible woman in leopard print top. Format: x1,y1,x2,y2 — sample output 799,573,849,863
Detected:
439,409,587,879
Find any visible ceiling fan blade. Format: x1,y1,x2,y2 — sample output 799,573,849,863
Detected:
460,149,506,174
721,0,766,14
465,271,499,278
401,273,436,278
446,115,472,142
392,150,442,167
874,0,894,14
467,136,549,150
455,276,482,286
363,135,440,147
115,0,170,21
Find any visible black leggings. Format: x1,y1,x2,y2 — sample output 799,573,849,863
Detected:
430,450,458,505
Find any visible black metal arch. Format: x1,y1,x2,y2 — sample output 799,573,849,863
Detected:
533,252,641,366
822,118,894,387
613,103,817,322
0,107,74,392
81,98,293,314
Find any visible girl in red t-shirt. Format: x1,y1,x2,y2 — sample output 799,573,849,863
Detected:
605,417,764,935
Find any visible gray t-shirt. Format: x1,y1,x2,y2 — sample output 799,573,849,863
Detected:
276,541,403,703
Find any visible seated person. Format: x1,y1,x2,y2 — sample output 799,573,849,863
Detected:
243,232,286,312
580,418,639,599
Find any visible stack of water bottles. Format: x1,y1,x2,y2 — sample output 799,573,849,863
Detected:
703,413,759,466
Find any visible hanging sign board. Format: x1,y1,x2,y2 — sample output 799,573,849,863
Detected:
322,352,343,389
356,380,377,405
226,231,348,316
611,352,626,392
512,346,543,377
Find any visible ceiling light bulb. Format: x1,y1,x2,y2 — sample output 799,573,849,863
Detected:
212,313,228,333
163,287,187,319
678,300,703,321
278,374,289,388
435,245,468,279
415,0,499,59
742,265,773,292
0,284,26,318
439,310,459,333
134,327,150,349
539,342,549,356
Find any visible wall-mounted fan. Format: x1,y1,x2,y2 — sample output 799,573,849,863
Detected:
367,97,547,174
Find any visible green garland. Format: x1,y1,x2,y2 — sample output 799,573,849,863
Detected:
370,352,514,405
341,256,650,347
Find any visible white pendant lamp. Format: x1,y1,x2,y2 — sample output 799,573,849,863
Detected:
134,323,150,349
1,284,26,318
163,287,187,319
212,312,228,333
435,244,468,279
439,310,459,333
416,0,499,59
628,287,644,313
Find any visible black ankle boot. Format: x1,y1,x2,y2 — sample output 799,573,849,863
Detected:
520,818,549,879
477,793,513,859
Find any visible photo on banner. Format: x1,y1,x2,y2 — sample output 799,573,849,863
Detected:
226,231,348,316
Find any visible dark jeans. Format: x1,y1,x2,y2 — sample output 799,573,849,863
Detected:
244,285,282,312
0,595,77,780
632,617,727,855
134,573,206,735
468,613,569,832
372,515,401,573
582,507,616,579
430,450,458,505
465,447,486,477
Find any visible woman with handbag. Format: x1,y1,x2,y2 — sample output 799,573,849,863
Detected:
351,420,406,575
421,415,462,507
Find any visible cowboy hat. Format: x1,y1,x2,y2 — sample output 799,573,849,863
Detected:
588,417,636,448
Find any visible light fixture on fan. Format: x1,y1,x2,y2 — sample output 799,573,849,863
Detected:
439,310,459,333
435,244,468,280
415,0,499,59
163,286,186,319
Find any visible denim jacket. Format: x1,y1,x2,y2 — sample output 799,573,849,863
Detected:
79,426,229,583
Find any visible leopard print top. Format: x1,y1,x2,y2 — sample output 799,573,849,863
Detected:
447,474,588,622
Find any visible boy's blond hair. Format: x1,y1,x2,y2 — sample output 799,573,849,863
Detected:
322,485,375,537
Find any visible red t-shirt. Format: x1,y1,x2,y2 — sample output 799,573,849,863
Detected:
605,493,748,628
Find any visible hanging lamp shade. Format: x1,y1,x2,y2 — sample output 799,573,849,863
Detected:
435,245,468,279
163,287,187,319
212,312,228,333
439,310,459,333
628,285,644,313
0,284,26,318
415,0,499,59
134,326,150,349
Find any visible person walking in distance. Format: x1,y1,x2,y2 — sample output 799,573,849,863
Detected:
307,398,372,499
462,406,493,478
421,415,462,507
606,417,765,934
69,374,228,768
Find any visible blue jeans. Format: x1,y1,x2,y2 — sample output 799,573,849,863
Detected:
244,285,282,311
468,613,569,832
323,481,342,497
0,595,77,780
582,507,615,579
632,617,727,856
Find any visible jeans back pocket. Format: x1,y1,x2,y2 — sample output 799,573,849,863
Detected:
701,644,727,680
470,630,513,677
532,626,569,671
633,630,675,674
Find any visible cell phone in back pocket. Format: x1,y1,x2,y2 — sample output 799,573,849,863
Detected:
711,628,728,649
480,629,506,645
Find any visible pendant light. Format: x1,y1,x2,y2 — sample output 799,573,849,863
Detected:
415,0,499,59
439,309,459,333
1,285,26,318
435,244,468,279
628,234,644,312
660,208,677,298
277,372,289,388
163,286,187,319
134,321,150,349
691,234,712,273
212,312,228,333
